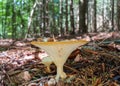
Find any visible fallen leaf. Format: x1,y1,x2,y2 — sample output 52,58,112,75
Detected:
28,83,37,86
48,78,56,86
17,71,31,81
24,55,35,60
74,54,82,62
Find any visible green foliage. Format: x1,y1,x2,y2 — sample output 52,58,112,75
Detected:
0,0,118,38
0,0,32,38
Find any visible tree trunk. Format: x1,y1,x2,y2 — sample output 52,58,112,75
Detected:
43,0,46,36
18,10,25,38
65,0,68,34
111,0,114,31
5,0,10,38
117,0,120,31
93,0,97,32
60,0,64,36
12,0,16,39
1,1,4,38
102,0,105,31
70,0,75,34
79,0,88,33
26,1,36,38
46,0,49,28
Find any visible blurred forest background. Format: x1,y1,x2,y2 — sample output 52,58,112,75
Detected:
0,0,120,39
0,0,120,85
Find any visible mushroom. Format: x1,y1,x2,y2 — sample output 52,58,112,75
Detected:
31,40,88,80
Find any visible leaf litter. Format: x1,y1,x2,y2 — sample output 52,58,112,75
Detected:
0,32,120,86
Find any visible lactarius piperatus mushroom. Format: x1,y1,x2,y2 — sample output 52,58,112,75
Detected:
31,40,88,80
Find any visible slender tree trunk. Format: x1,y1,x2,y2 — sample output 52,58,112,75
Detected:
117,0,120,31
39,1,43,36
46,0,49,27
53,3,57,36
26,1,36,38
65,0,68,34
19,1,25,38
12,0,16,39
1,1,4,38
5,0,10,38
70,0,75,34
102,0,105,31
111,0,114,31
60,0,64,36
79,0,88,33
86,1,89,33
43,0,46,36
93,0,97,32
18,10,25,37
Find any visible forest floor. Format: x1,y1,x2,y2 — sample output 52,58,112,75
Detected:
0,32,120,86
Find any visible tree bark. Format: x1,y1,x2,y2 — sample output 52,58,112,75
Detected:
102,0,105,31
70,0,75,34
93,0,97,32
12,0,16,39
43,0,46,35
111,0,114,31
117,0,120,31
79,0,88,33
26,1,36,38
65,0,68,34
60,0,64,36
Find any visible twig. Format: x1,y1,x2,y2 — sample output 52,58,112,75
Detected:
64,64,79,73
98,37,109,45
110,66,120,73
0,65,13,85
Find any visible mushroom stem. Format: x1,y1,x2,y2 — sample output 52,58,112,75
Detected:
55,63,67,80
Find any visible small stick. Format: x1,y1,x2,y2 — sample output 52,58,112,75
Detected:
64,64,79,73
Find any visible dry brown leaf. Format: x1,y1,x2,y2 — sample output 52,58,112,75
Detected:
56,80,65,86
28,83,37,86
48,78,56,86
68,49,80,59
7,71,31,84
24,55,35,60
109,82,119,86
17,71,31,81
74,54,82,62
